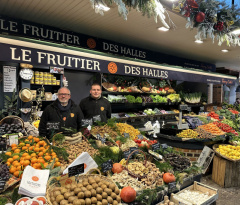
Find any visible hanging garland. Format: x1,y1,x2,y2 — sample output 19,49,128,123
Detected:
89,0,175,29
172,0,240,46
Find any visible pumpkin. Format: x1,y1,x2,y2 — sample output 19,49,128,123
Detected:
163,173,176,184
120,186,136,203
112,163,123,173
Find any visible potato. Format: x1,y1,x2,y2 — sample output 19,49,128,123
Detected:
60,188,68,195
107,196,113,204
53,187,61,192
92,183,98,189
108,184,116,191
52,202,58,205
77,192,85,199
70,184,77,191
89,179,96,185
50,196,55,202
74,188,82,195
98,182,103,187
81,187,87,192
86,185,93,190
50,192,54,197
79,199,85,205
116,196,121,202
104,181,110,187
112,200,118,205
102,192,108,199
96,194,102,201
101,184,107,190
114,187,120,195
82,181,89,187
97,202,102,205
102,199,108,205
85,198,91,205
68,196,77,203
95,176,101,183
82,178,88,183
88,177,94,182
60,199,68,205
91,197,97,204
65,184,71,189
91,189,97,197
111,192,117,200
84,190,92,198
73,199,82,205
53,191,61,198
56,195,64,203
104,188,112,195
64,192,72,200
77,183,83,188
96,187,103,194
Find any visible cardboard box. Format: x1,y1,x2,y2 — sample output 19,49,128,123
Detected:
170,181,218,205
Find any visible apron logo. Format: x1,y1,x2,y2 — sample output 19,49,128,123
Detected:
63,117,66,121
101,107,104,111
71,113,74,117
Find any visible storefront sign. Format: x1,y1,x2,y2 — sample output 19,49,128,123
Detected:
0,38,235,85
3,66,16,92
0,15,216,71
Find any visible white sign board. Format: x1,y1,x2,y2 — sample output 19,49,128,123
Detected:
3,66,16,92
197,146,215,174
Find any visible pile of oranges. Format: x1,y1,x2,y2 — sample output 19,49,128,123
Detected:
5,136,61,178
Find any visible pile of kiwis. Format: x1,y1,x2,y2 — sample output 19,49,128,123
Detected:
49,176,121,205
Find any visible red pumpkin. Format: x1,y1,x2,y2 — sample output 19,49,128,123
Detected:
112,163,123,173
120,186,136,203
163,173,176,184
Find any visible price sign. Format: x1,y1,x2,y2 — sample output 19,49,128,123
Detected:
97,134,106,144
124,133,130,138
46,122,60,130
213,106,217,111
130,147,139,155
200,107,204,112
207,116,211,121
179,105,188,111
187,107,191,112
0,127,5,135
0,179,6,190
93,115,101,122
101,159,113,173
68,163,84,177
138,135,144,139
81,119,93,127
222,105,226,110
161,143,168,149
231,115,235,119
192,118,198,124
152,142,160,151
123,150,132,160
168,182,177,194
219,115,224,120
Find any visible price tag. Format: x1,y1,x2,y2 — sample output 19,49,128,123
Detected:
101,159,113,173
200,106,204,112
207,116,211,121
68,163,84,177
97,134,106,144
152,142,160,151
93,115,101,122
192,118,198,124
130,147,139,155
231,115,235,119
123,150,132,160
161,143,168,149
81,119,93,127
179,105,188,111
46,122,60,130
219,115,224,120
222,105,226,110
168,182,177,194
138,135,144,139
9,134,18,146
0,127,5,135
213,106,217,111
0,179,6,190
124,133,130,138
187,107,191,112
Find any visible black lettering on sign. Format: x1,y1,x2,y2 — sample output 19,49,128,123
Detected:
219,115,224,120
130,147,139,155
46,122,60,130
124,133,130,138
192,118,198,124
81,119,93,127
123,150,132,160
152,142,160,151
101,159,113,173
168,181,177,194
68,163,84,177
179,105,188,111
0,180,6,190
187,107,191,112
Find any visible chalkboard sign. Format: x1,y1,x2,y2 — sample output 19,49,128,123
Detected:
213,106,217,111
152,142,160,151
187,107,191,112
138,135,144,139
192,118,198,124
68,163,84,177
101,159,113,173
200,107,204,112
219,115,224,120
97,134,106,144
179,105,188,111
0,179,6,190
207,116,211,121
161,143,168,149
231,115,235,119
124,133,130,138
81,119,93,127
130,147,139,155
123,150,132,160
46,122,60,130
93,115,101,122
168,182,177,193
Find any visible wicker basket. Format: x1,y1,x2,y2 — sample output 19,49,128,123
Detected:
46,168,120,205
213,144,240,162
0,115,24,128
102,82,117,92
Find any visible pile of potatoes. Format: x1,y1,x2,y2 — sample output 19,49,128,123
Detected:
49,176,121,205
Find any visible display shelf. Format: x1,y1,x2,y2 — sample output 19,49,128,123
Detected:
102,91,169,96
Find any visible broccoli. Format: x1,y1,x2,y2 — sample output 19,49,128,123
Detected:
135,96,142,103
125,95,135,103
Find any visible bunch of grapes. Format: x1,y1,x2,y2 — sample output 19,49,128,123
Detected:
0,159,10,182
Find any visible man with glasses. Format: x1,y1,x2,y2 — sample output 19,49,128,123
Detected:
39,87,84,138
80,83,111,122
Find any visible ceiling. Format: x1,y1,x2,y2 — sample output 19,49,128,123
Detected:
0,0,240,72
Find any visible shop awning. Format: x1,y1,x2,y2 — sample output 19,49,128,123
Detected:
0,36,236,85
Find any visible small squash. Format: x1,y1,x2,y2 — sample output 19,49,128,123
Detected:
163,173,176,184
112,163,123,174
120,186,136,203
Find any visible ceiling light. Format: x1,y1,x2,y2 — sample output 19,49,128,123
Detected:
195,40,203,44
95,4,110,11
221,49,229,53
231,29,240,35
158,27,169,32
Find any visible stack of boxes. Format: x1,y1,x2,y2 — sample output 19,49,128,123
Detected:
30,71,60,85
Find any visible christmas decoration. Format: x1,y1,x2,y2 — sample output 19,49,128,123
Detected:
173,0,240,46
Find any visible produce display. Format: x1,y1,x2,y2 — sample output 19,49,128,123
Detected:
0,122,26,135
207,111,220,120
134,139,158,148
164,153,191,172
177,129,199,138
182,92,202,104
150,95,167,103
0,158,10,187
167,94,181,103
213,122,238,136
91,125,119,140
115,123,140,140
215,109,235,120
215,144,240,160
197,123,225,136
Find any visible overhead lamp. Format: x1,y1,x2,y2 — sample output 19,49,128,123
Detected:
158,27,169,32
95,3,110,11
221,49,229,53
223,85,230,92
195,40,203,44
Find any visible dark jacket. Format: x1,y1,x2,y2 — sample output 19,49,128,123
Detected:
39,99,84,138
79,96,111,122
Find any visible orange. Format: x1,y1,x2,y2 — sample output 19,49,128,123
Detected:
35,162,41,169
23,160,30,166
19,142,25,147
5,152,12,156
39,147,45,151
22,153,29,157
13,171,20,178
34,147,40,152
54,162,61,167
19,174,23,179
7,158,14,163
34,137,40,143
51,152,57,156
16,165,22,171
44,156,51,161
12,160,19,166
26,144,30,147
11,146,18,151
39,141,45,146
22,146,28,151
38,158,45,164
43,163,49,168
20,160,25,165
31,153,37,158
9,166,16,174
14,149,21,153
13,155,20,160
31,158,38,164
38,152,44,157
11,143,17,148
6,162,11,166
28,135,33,140
13,162,21,167
29,146,34,151
45,153,50,156
24,155,31,160
33,163,38,169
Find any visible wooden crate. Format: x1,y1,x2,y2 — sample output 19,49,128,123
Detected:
212,155,240,188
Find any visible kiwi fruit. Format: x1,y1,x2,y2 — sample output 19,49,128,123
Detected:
56,195,64,203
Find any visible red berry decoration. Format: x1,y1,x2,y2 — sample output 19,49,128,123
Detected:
195,12,205,23
214,22,224,31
